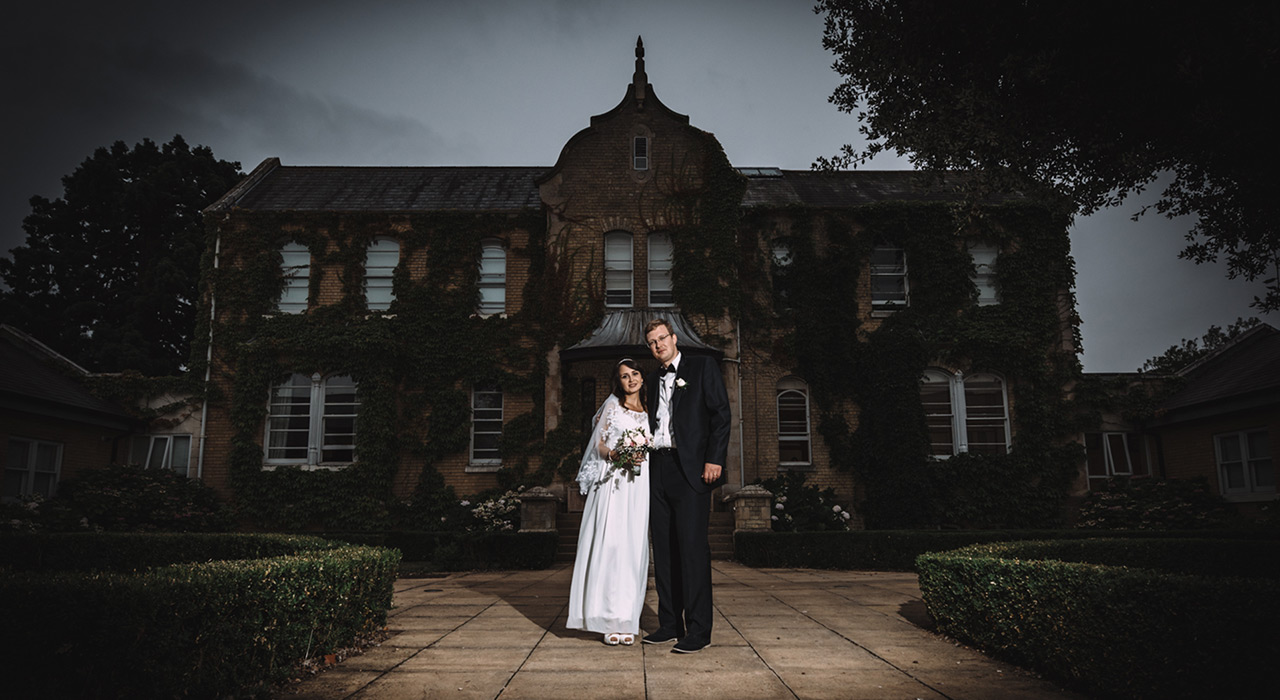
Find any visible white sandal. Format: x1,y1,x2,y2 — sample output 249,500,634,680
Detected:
619,633,635,646
603,633,622,646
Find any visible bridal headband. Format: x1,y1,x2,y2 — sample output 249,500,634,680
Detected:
617,357,635,365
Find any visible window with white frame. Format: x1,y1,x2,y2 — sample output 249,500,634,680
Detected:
470,384,503,468
129,434,193,477
919,369,1010,456
969,242,1000,306
870,242,908,310
477,239,506,316
365,238,399,311
278,242,310,313
4,438,62,500
777,377,812,467
1084,432,1154,488
604,231,633,307
633,136,649,171
1215,429,1274,499
264,373,359,467
648,232,674,306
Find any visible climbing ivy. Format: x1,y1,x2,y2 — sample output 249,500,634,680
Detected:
742,199,1085,529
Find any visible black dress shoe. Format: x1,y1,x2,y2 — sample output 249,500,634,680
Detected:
641,629,681,645
671,638,709,654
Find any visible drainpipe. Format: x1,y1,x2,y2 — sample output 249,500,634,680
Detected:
196,230,221,480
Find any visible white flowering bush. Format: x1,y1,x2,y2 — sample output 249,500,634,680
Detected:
760,471,852,532
465,487,524,533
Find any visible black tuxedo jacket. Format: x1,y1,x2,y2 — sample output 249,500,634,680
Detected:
648,353,732,494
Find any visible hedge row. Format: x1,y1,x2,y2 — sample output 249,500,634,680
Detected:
0,534,400,699
326,530,558,570
733,528,1278,571
916,539,1280,699
0,531,340,572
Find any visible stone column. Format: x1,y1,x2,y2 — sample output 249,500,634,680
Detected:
725,484,774,532
519,486,560,533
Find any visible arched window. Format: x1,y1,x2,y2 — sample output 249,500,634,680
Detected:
920,369,1010,456
604,231,633,307
365,238,399,311
648,232,674,306
477,239,506,316
278,242,310,314
777,376,811,467
265,373,360,467
920,370,956,457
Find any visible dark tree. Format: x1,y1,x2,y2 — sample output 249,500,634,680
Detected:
0,136,241,375
1141,317,1260,374
816,1,1280,309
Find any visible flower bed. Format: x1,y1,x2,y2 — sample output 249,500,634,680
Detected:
0,533,399,699
916,538,1280,699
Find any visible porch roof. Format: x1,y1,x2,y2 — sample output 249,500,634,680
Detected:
561,310,723,361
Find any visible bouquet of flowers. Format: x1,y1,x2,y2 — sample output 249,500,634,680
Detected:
610,428,650,476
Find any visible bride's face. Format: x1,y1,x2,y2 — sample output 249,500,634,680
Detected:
618,365,644,396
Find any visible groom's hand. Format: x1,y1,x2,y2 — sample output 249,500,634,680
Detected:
702,462,722,483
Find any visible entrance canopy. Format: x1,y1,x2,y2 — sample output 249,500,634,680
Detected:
561,310,723,362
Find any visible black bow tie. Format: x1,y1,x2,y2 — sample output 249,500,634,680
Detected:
661,364,677,375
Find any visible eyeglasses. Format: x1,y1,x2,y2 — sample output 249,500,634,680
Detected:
646,333,671,348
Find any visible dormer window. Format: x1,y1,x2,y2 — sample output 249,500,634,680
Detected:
633,136,649,171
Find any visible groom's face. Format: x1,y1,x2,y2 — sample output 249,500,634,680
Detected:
646,325,678,366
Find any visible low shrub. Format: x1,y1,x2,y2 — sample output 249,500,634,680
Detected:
916,538,1280,699
0,533,399,699
1075,476,1237,530
3,464,230,533
327,530,557,570
734,528,1278,570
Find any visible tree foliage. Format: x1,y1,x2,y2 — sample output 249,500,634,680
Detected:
815,0,1280,310
1141,316,1261,374
0,136,242,375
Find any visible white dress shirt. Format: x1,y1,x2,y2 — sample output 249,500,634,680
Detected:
652,352,680,449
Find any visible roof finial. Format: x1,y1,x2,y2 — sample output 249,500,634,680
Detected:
633,36,648,104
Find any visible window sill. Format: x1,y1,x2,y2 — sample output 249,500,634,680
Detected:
1222,491,1276,503
466,463,502,473
778,464,814,472
261,463,351,472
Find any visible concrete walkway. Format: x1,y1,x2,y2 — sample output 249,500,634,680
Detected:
280,562,1088,700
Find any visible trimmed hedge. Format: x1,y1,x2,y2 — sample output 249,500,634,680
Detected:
327,530,558,570
916,539,1280,699
733,528,1278,570
0,533,400,699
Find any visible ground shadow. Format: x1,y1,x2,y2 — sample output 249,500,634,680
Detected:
897,599,936,630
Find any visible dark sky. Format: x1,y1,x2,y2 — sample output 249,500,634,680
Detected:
3,0,1272,371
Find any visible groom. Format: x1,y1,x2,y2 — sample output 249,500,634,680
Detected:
642,318,731,654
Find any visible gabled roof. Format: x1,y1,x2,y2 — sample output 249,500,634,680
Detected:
0,325,135,429
1154,324,1280,423
206,159,546,214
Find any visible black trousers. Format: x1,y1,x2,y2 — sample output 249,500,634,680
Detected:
648,448,713,644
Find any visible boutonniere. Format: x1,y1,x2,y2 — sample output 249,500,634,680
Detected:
675,378,687,390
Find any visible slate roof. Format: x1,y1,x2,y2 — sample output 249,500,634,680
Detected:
213,161,547,213
739,169,996,208
1157,324,1280,420
209,159,998,215
0,326,135,428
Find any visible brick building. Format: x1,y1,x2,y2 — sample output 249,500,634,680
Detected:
196,41,1081,529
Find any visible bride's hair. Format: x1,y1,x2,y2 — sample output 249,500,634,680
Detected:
611,358,648,412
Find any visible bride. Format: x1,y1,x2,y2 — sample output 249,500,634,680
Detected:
567,358,651,646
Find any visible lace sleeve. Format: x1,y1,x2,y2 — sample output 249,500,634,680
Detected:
575,395,618,495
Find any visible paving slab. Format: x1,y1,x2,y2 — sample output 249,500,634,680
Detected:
278,561,1088,700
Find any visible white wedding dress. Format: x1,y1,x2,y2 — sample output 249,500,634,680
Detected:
567,395,651,635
